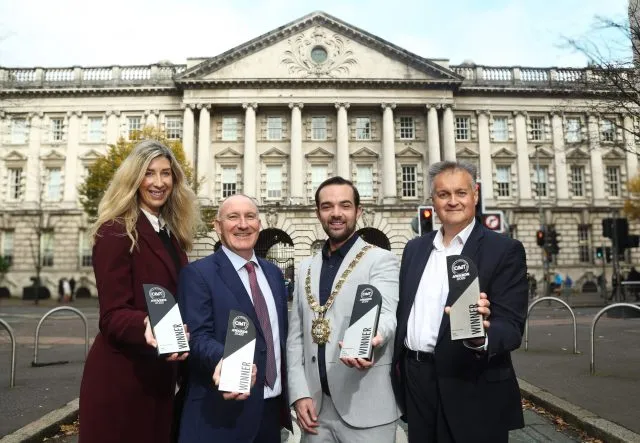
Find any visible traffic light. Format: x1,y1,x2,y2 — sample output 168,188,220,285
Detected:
547,227,560,255
595,247,604,259
536,230,545,247
418,206,434,236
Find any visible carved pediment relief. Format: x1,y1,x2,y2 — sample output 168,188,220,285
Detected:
40,149,66,161
602,148,626,160
492,147,517,159
350,147,378,158
565,147,590,160
260,147,289,158
305,147,334,159
215,147,242,159
396,147,424,159
456,146,479,157
3,150,28,162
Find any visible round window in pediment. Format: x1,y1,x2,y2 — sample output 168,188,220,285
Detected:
310,46,328,64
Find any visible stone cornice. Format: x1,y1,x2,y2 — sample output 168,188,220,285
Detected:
0,86,181,98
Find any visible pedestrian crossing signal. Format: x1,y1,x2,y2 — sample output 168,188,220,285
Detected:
536,230,545,247
418,206,434,236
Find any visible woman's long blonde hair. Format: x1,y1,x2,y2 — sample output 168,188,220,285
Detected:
90,140,201,252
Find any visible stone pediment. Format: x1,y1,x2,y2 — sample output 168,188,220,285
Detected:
215,147,242,158
260,147,289,158
396,147,424,158
456,146,479,157
79,149,105,161
305,147,334,159
40,149,66,161
602,147,626,160
350,147,378,158
565,147,590,160
177,12,462,86
3,150,27,162
528,146,554,160
492,147,517,159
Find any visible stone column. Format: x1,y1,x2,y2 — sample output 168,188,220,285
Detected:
289,103,304,204
197,104,212,200
26,113,43,204
588,114,606,204
476,110,493,206
335,103,350,179
426,104,440,196
105,110,120,145
182,104,195,166
64,111,81,203
551,112,569,201
442,104,456,161
624,115,638,176
243,103,258,198
381,103,397,202
514,111,532,202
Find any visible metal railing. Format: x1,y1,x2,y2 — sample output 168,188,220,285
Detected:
524,296,578,354
0,319,17,387
32,307,89,366
590,303,640,375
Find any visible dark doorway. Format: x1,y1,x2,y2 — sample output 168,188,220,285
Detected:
356,227,391,250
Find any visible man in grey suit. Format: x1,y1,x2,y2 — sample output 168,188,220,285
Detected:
287,176,401,442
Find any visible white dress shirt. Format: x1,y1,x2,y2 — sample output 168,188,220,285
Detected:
222,245,282,399
140,208,169,235
405,219,477,353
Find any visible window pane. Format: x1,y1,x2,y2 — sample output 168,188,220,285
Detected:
402,165,417,197
312,117,327,141
496,166,510,197
267,117,283,141
2,231,13,266
492,117,508,141
222,117,238,141
266,165,282,198
88,118,103,143
602,120,615,142
80,230,92,267
128,117,141,140
570,165,584,197
47,168,62,201
41,231,54,267
566,118,581,143
165,117,183,140
455,117,469,141
530,117,544,141
356,118,371,140
51,118,64,141
533,166,548,197
311,165,327,191
578,225,590,263
11,119,27,144
357,165,373,198
7,168,23,200
606,166,620,197
222,166,237,198
400,117,414,140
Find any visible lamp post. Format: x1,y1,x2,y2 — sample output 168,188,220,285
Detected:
535,145,549,296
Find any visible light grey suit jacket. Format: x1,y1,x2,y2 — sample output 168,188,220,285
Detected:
287,238,401,428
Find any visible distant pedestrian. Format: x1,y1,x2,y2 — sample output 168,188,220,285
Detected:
69,277,76,298
62,278,72,303
57,278,65,302
564,274,573,289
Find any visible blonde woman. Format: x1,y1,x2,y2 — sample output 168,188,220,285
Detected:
79,140,200,443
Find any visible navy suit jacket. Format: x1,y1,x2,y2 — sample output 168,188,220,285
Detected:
177,249,292,443
392,221,528,442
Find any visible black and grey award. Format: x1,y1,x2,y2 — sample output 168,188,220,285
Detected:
142,284,190,356
339,284,382,360
219,310,256,393
447,255,485,340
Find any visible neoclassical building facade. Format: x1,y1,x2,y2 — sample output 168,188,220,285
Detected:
0,12,637,297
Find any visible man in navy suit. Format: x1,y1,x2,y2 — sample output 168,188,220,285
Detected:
392,161,528,443
178,194,292,443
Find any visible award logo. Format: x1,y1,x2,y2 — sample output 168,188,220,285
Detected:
219,310,256,393
143,284,189,356
339,284,382,359
447,255,485,340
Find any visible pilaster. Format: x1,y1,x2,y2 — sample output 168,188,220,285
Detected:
514,110,533,203
243,103,258,198
381,103,397,203
289,103,304,204
197,104,212,201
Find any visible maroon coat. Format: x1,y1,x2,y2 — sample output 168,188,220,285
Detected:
79,215,187,443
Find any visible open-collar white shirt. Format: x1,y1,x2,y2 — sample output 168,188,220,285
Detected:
140,208,169,236
405,218,476,353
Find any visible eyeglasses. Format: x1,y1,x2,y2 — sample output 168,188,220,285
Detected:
219,213,259,223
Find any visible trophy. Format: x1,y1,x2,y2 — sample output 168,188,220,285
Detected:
219,310,256,393
446,255,485,340
142,284,190,356
339,284,382,359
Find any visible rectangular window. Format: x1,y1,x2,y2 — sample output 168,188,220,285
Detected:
496,165,511,197
356,165,374,198
88,117,103,143
2,231,14,267
399,117,415,140
606,166,621,197
266,165,282,199
355,117,371,140
601,120,615,142
222,117,238,141
570,165,585,197
46,168,62,201
41,231,54,267
401,165,417,198
578,225,590,263
311,117,327,141
311,165,327,191
80,230,92,267
221,166,237,198
533,165,548,197
267,117,283,141
455,116,470,141
51,118,64,142
127,116,141,140
7,168,23,201
11,118,27,144
566,118,581,143
530,117,544,141
492,117,508,141
165,116,183,140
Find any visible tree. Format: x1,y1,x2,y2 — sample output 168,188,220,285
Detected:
78,127,197,219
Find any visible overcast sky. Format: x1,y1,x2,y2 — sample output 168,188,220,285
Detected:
0,0,631,68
